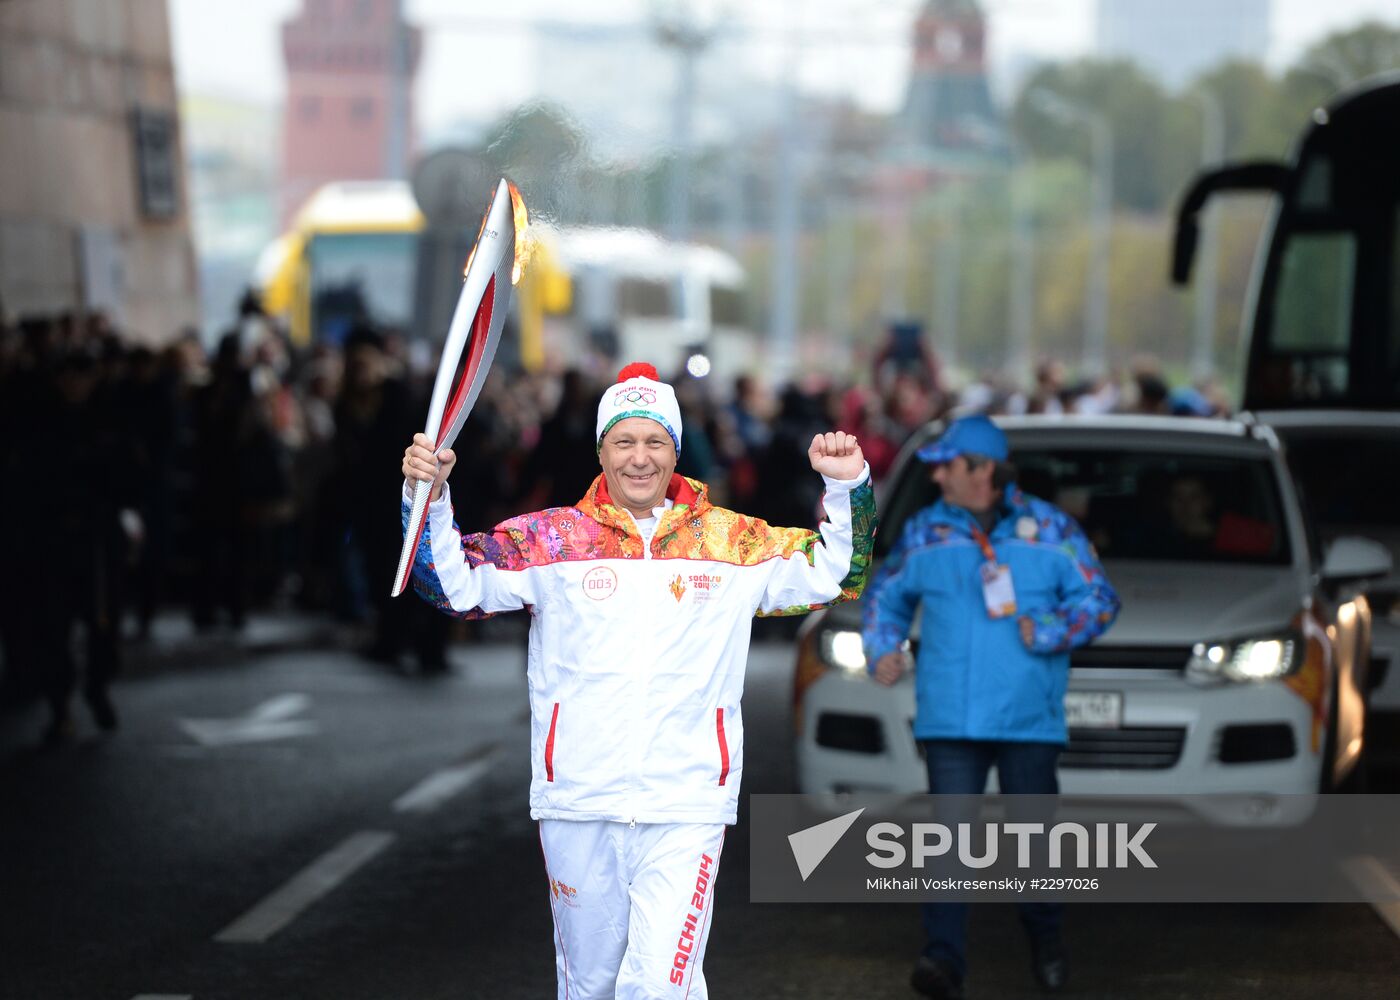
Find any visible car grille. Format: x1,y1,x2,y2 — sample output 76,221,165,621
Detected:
815,712,886,754
1070,645,1193,672
1060,726,1186,769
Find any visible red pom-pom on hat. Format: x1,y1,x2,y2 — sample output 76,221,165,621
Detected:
617,361,659,382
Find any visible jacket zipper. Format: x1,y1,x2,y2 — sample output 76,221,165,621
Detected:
626,509,652,826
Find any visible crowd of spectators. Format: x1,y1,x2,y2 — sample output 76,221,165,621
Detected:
0,301,1229,739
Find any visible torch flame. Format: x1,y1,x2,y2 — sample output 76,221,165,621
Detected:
508,181,533,286
457,182,530,282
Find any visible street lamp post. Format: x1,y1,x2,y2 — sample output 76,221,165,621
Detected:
384,0,411,181
825,194,852,343
935,193,962,374
654,9,715,245
1008,164,1035,388
768,0,801,385
1191,89,1226,381
1029,90,1113,376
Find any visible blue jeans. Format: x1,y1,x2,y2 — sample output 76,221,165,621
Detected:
919,739,1063,980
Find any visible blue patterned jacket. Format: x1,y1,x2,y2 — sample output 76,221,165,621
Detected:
862,487,1120,744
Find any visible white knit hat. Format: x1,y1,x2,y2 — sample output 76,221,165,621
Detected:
596,362,683,455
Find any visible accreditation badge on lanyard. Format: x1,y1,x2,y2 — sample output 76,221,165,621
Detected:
972,526,1017,619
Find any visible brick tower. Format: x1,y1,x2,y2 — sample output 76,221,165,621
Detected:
279,0,422,226
897,0,1005,159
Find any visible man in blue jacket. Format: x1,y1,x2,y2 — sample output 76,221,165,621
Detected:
862,415,1119,1000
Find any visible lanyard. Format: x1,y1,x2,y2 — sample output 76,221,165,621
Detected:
969,525,999,564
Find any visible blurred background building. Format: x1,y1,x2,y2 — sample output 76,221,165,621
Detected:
0,0,198,341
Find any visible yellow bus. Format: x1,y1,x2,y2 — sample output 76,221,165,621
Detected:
255,180,424,349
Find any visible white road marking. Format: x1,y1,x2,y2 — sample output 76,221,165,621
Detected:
1345,854,1400,940
179,693,320,747
393,753,498,815
247,693,312,721
214,831,396,944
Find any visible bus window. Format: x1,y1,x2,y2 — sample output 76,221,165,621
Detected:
1392,208,1400,375
1266,231,1357,402
617,277,672,318
308,231,417,344
1295,154,1332,212
710,285,745,327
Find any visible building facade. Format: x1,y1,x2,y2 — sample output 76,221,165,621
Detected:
0,0,198,342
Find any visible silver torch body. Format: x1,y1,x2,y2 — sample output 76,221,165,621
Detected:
392,177,518,598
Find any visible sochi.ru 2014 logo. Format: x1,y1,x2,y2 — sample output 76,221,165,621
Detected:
550,876,579,908
684,573,723,602
582,566,618,600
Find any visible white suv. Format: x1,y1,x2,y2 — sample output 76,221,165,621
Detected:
793,415,1390,796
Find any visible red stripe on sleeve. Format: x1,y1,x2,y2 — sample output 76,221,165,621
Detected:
545,702,560,782
716,708,730,786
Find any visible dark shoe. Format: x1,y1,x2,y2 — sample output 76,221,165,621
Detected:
911,956,965,1000
416,654,450,675
1031,936,1068,992
41,714,77,748
85,688,119,731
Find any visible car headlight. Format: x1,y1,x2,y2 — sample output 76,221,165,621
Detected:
1186,633,1302,684
819,629,868,674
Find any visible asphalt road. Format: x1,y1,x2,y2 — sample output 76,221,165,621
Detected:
2,632,1399,999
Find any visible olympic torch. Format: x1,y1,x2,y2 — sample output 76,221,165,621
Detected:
392,177,530,598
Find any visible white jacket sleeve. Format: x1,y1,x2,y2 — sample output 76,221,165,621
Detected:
755,464,877,616
403,482,543,618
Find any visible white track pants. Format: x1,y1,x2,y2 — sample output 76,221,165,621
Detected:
538,819,727,1000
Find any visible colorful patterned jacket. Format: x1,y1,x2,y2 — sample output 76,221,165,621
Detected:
862,487,1119,744
406,467,876,824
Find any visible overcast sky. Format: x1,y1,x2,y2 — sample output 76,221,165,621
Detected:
171,0,1400,133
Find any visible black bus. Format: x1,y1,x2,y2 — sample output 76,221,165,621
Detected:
1174,73,1400,411
1174,73,1400,722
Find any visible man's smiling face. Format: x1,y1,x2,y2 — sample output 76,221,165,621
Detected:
598,416,677,517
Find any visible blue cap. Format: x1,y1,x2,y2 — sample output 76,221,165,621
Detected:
916,415,1009,464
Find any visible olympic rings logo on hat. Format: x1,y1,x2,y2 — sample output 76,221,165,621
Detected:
614,386,657,407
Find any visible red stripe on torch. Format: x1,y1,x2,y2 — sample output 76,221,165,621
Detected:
436,275,496,448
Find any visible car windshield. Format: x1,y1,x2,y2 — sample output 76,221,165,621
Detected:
1275,432,1400,528
879,445,1291,566
308,231,418,345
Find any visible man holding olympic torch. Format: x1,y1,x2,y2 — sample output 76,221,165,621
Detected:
400,361,875,999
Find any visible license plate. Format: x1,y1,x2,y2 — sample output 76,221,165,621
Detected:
1064,691,1122,729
